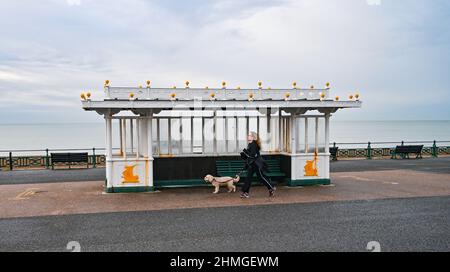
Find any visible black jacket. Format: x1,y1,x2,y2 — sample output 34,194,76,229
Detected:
240,141,269,172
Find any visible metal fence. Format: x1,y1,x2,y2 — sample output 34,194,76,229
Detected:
1,140,449,170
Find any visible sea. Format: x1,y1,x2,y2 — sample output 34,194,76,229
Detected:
1,121,449,155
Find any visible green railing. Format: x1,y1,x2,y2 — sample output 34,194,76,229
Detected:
331,140,450,159
0,147,119,170
0,141,449,170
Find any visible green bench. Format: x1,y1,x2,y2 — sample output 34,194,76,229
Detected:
216,159,286,183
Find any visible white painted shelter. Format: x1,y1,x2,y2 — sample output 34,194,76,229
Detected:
81,82,361,193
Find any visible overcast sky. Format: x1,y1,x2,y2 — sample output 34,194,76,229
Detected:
0,0,449,123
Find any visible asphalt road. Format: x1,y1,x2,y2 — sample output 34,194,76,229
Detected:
1,157,449,185
1,196,449,252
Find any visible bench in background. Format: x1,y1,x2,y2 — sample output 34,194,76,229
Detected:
391,145,423,159
51,152,89,169
330,147,339,161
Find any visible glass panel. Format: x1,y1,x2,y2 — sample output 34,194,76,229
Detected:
180,118,191,154
203,118,214,154
297,118,306,153
317,117,325,153
192,118,203,154
215,118,226,154
159,119,169,154
307,117,316,153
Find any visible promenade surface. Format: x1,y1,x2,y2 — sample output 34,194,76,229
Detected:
0,157,449,218
1,157,450,251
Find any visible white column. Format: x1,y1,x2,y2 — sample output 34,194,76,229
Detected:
324,113,330,179
235,116,239,152
156,118,160,155
201,116,205,154
147,116,153,158
305,118,309,154
136,119,140,159
315,117,319,153
105,115,113,189
147,114,154,188
122,119,127,158
224,114,228,154
168,117,172,154
190,116,194,154
130,119,134,154
139,118,148,157
325,113,330,154
213,111,217,155
179,117,183,155
291,114,297,155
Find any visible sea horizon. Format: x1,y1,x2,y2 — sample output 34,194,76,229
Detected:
1,120,449,154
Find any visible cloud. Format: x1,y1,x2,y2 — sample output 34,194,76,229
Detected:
66,0,81,6
0,0,449,122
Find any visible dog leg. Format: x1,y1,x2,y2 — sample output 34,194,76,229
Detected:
213,185,219,194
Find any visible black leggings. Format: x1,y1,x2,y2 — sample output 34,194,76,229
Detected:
241,164,274,193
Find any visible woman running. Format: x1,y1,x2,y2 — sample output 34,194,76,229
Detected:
240,131,276,198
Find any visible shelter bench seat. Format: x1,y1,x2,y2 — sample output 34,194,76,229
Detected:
216,159,285,183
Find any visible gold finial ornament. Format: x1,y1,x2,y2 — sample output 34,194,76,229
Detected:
129,93,135,99
104,80,110,86
185,80,190,87
285,92,290,100
146,80,151,86
80,93,86,100
355,93,360,100
222,81,226,88
248,92,254,101
138,85,142,88
292,81,297,88
349,94,354,100
310,85,314,89
258,81,262,89
86,92,91,99
326,82,330,88
320,92,326,99
335,96,340,101
170,93,176,99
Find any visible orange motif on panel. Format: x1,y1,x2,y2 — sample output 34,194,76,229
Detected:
304,151,318,177
122,165,140,183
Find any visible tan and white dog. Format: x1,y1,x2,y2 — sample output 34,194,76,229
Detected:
204,174,240,194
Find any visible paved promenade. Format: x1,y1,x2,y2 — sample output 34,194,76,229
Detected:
0,158,449,218
1,158,449,251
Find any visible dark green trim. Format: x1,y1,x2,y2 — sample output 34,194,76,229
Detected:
154,179,210,188
287,178,331,187
106,186,156,193
155,179,283,189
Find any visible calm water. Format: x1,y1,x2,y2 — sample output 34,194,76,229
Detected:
1,121,449,155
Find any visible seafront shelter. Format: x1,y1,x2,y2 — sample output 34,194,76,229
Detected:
81,81,361,193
